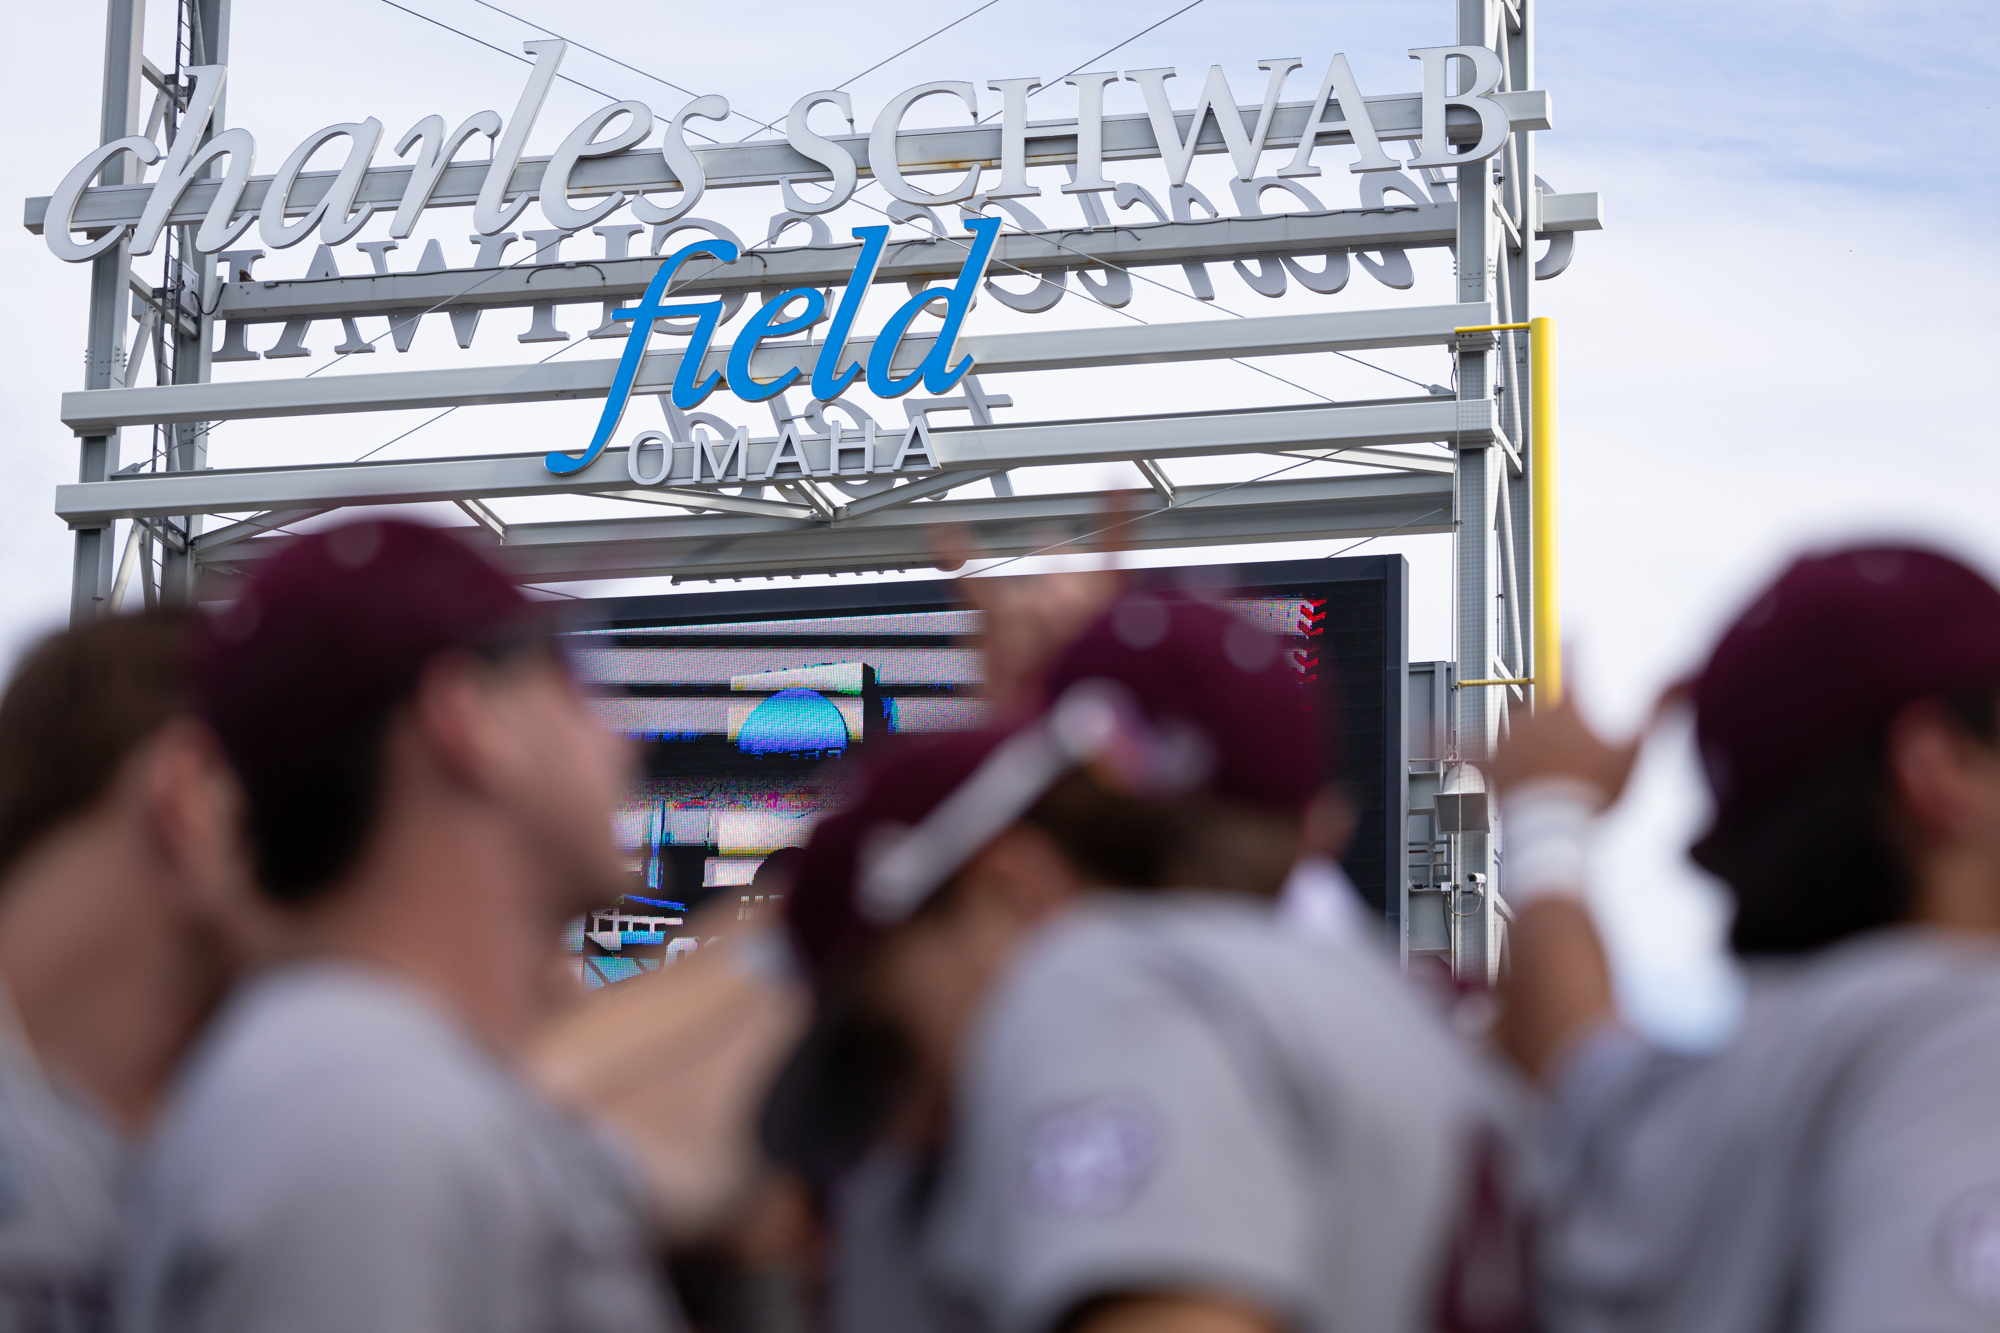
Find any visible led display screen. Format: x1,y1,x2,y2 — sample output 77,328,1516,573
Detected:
565,557,1407,986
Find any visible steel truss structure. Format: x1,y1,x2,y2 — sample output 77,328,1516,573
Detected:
41,0,1589,977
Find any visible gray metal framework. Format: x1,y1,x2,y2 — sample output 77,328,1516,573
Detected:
27,88,1554,238
49,0,1572,978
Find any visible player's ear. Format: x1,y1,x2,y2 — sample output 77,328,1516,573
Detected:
408,651,521,794
140,719,254,905
1301,786,1356,860
980,823,1081,922
139,721,218,875
1885,699,1983,839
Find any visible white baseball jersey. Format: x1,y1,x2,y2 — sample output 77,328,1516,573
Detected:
120,962,677,1333
1539,928,2000,1333
0,1011,123,1331
926,891,1525,1333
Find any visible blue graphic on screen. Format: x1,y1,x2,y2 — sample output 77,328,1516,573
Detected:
737,687,848,755
586,957,650,987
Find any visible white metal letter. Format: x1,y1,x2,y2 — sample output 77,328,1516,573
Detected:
782,91,859,215
1060,72,1120,195
890,418,939,471
636,94,728,224
830,421,874,474
388,112,502,239
869,82,981,206
45,136,159,261
762,421,812,480
258,120,386,249
698,424,749,483
1126,60,1301,186
130,66,258,256
540,101,654,231
1406,45,1510,168
627,430,672,485
984,77,1043,199
473,40,567,235
1280,53,1397,177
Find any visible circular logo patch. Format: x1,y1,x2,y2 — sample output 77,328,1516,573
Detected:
1021,1100,1163,1217
1940,1184,2000,1315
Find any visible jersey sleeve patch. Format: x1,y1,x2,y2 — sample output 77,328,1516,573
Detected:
1019,1100,1164,1217
1940,1183,2000,1316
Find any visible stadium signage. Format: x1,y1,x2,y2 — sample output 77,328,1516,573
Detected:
38,40,1521,476
548,216,1000,476
621,414,944,493
39,43,1518,265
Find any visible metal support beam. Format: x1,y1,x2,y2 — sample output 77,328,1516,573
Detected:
1276,446,1453,475
27,90,1553,237
73,0,147,623
838,467,999,519
55,398,1469,524
160,0,233,603
61,303,1489,434
197,472,1455,586
601,488,813,520
1447,0,1508,985
193,507,326,552
194,201,1596,325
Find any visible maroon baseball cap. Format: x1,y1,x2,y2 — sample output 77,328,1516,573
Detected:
1694,545,2000,841
784,716,1080,984
768,727,1028,1180
784,728,1015,996
785,666,1207,995
1041,591,1328,812
195,519,551,800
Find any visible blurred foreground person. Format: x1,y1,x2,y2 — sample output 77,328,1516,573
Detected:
530,848,808,1244
122,521,676,1333
1495,546,2000,1333
928,521,1123,719
531,849,814,1333
0,611,253,1330
774,595,1523,1333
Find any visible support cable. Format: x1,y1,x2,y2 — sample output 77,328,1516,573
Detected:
948,443,1449,582
376,0,648,110
733,0,1007,140
462,0,746,114
328,0,1430,407
259,0,1437,481
974,0,1209,122
375,0,1423,395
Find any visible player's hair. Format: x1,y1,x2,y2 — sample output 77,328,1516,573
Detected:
247,627,561,906
1021,770,1175,889
0,610,191,885
1694,685,2000,955
1020,771,1298,898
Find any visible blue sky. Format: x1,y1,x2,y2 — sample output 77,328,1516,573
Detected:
3,0,1996,1039
1547,0,1997,194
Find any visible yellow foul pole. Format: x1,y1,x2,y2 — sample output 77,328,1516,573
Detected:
1452,318,1560,708
1529,316,1559,707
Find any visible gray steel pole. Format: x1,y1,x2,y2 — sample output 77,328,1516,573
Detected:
73,0,147,623
1451,0,1503,982
1504,0,1535,698
160,0,231,603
